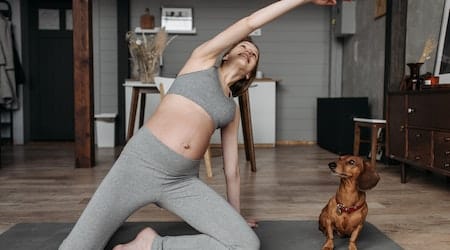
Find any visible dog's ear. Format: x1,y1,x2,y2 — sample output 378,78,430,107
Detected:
357,160,380,191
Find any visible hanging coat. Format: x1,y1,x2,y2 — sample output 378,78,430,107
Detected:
0,13,18,110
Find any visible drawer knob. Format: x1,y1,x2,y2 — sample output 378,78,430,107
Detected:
445,137,450,142
415,156,422,160
446,151,450,156
400,125,405,132
407,107,415,114
445,163,450,168
415,133,422,138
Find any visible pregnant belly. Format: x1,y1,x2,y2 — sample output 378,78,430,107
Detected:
145,95,215,160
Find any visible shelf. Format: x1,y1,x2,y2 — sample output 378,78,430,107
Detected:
134,27,197,35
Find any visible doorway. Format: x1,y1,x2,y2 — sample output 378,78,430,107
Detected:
28,0,73,141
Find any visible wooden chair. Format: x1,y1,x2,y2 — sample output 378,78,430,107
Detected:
155,76,213,178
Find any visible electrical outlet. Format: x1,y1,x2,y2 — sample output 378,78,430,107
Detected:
250,28,262,36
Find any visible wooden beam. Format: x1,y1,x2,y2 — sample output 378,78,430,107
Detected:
117,0,130,145
384,0,408,94
73,0,95,168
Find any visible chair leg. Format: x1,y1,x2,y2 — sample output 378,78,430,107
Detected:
204,146,213,178
353,123,361,156
370,125,378,168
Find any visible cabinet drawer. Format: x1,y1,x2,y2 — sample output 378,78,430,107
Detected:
407,95,432,128
431,93,450,129
434,132,450,170
407,129,431,166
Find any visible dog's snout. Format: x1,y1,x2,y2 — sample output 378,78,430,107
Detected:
328,162,337,169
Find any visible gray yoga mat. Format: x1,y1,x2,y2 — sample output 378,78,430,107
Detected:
0,220,403,250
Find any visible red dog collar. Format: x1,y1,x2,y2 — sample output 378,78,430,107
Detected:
336,200,363,215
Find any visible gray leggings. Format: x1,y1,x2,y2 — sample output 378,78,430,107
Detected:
59,128,259,250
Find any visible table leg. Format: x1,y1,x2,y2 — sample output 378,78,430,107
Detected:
139,93,146,128
401,162,407,183
127,88,139,141
239,90,256,172
204,146,213,178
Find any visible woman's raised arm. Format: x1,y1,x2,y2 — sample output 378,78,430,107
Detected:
188,0,336,64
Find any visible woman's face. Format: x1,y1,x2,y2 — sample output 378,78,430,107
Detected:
226,41,259,74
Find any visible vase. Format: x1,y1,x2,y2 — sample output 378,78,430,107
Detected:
407,62,423,91
140,8,154,29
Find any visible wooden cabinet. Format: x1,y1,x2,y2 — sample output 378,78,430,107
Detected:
387,89,450,183
387,95,406,158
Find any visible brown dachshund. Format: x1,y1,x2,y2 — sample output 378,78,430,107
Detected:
319,155,380,250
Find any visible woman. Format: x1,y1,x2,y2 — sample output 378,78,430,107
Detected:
60,0,335,249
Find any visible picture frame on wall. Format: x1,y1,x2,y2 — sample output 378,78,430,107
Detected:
161,7,193,32
435,0,450,84
375,0,386,19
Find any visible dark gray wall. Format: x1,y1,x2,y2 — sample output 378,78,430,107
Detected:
340,0,445,119
405,0,444,75
130,0,332,142
341,0,386,119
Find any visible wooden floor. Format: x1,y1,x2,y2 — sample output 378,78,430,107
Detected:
1,143,450,249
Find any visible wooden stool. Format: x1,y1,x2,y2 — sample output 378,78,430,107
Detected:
353,118,386,167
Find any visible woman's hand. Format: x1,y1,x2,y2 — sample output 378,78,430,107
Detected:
246,218,259,228
310,0,337,6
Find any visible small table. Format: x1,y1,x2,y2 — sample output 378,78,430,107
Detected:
123,82,160,141
124,81,256,172
353,118,386,167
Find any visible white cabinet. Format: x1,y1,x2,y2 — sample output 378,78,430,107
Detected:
210,79,277,146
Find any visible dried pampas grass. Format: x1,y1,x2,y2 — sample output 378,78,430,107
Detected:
418,37,437,63
126,29,175,83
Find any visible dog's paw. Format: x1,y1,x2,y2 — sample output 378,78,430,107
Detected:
348,241,357,250
321,239,334,250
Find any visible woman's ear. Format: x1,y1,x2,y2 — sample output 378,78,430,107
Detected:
222,53,229,61
246,74,250,79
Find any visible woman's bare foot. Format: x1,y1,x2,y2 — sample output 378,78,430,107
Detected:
113,227,158,250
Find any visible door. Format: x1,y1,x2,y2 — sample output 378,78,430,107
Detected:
29,0,74,141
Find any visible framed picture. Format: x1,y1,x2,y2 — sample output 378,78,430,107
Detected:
375,0,387,19
435,0,450,84
161,7,193,31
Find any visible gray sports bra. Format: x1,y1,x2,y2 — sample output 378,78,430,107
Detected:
167,67,236,129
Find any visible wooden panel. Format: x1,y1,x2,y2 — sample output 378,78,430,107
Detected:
116,0,129,145
407,94,433,128
434,131,450,170
385,0,407,92
387,94,406,157
73,0,95,168
431,92,450,129
407,129,431,166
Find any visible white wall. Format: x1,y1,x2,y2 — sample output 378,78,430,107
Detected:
93,0,118,115
10,0,24,144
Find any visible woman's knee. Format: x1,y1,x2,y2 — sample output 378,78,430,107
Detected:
247,233,260,250
235,230,260,250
